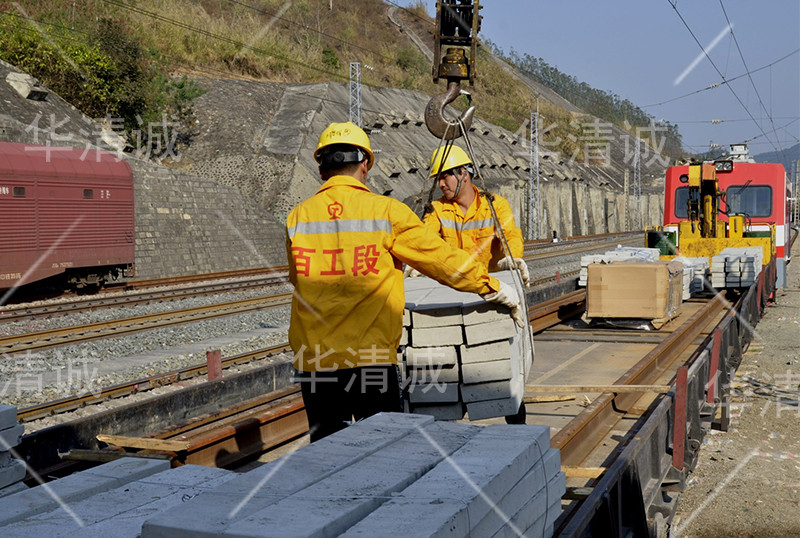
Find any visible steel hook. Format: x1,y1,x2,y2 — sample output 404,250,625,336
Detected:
424,80,476,140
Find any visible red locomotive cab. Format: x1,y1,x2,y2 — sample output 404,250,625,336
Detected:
662,145,790,287
0,142,135,295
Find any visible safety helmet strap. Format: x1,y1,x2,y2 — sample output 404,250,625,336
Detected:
319,146,366,168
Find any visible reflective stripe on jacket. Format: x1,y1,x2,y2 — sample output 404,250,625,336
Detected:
286,176,500,372
423,186,524,272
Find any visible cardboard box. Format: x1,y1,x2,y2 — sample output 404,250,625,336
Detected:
587,261,683,323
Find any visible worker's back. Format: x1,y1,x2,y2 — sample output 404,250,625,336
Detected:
287,175,404,372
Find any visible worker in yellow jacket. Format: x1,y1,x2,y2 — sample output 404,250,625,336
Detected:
409,145,530,285
286,122,524,441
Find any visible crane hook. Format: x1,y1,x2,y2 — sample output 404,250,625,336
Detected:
425,80,476,140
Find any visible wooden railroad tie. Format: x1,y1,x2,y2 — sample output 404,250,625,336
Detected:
96,434,190,452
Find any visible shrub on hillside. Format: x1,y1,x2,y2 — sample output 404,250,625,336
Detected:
0,16,204,157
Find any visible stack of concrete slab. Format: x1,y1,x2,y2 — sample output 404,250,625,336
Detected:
672,256,710,299
402,271,533,421
0,405,26,497
141,413,565,538
711,247,763,288
579,247,661,286
0,457,237,538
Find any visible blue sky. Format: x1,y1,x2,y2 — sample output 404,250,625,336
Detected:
402,1,800,158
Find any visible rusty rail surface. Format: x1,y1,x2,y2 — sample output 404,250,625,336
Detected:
0,293,292,355
17,343,293,422
0,273,289,324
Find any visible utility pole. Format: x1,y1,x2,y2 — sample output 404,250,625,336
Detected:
528,103,541,240
633,137,642,229
624,169,630,232
349,62,362,128
793,159,800,224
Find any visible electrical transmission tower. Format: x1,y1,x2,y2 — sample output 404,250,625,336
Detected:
633,137,642,229
793,159,800,224
528,104,541,240
349,62,362,127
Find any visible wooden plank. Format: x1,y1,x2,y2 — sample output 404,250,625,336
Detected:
523,394,576,403
563,487,594,501
562,465,606,479
526,384,670,394
97,434,190,452
59,449,172,464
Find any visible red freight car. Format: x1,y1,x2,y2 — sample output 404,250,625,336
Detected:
0,141,135,293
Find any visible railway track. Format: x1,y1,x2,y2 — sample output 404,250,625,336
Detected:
0,272,289,324
2,232,638,325
17,342,293,423
0,293,293,356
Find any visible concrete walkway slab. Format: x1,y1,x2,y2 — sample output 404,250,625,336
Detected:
341,425,550,538
0,457,170,526
0,459,25,490
0,465,234,538
141,413,433,538
0,405,16,431
221,422,481,538
0,424,24,451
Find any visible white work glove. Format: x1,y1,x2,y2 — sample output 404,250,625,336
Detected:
403,265,423,278
482,280,525,328
497,256,531,288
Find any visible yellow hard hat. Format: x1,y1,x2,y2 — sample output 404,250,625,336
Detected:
314,121,374,170
429,145,472,177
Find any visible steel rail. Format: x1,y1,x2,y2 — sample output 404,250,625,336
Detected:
523,231,642,251
551,292,728,466
523,237,642,263
17,343,293,422
47,386,308,475
124,266,290,289
0,293,293,355
0,273,289,324
527,290,586,333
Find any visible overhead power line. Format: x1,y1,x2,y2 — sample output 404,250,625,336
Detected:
642,47,800,108
665,0,782,157
718,0,788,167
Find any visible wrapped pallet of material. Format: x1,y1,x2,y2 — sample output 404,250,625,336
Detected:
578,247,661,286
587,260,684,329
402,270,534,421
672,256,710,299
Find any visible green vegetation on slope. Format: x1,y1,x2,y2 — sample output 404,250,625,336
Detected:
489,42,684,161
0,3,205,153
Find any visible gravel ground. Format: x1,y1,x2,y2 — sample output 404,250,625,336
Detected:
0,300,291,409
671,259,800,537
23,349,296,434
0,281,293,337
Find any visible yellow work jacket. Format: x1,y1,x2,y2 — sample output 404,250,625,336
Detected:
286,176,500,372
423,186,524,272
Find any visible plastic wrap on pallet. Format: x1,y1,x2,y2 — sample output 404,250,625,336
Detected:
579,247,662,286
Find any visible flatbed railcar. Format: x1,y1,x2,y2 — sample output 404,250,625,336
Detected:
0,141,135,293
